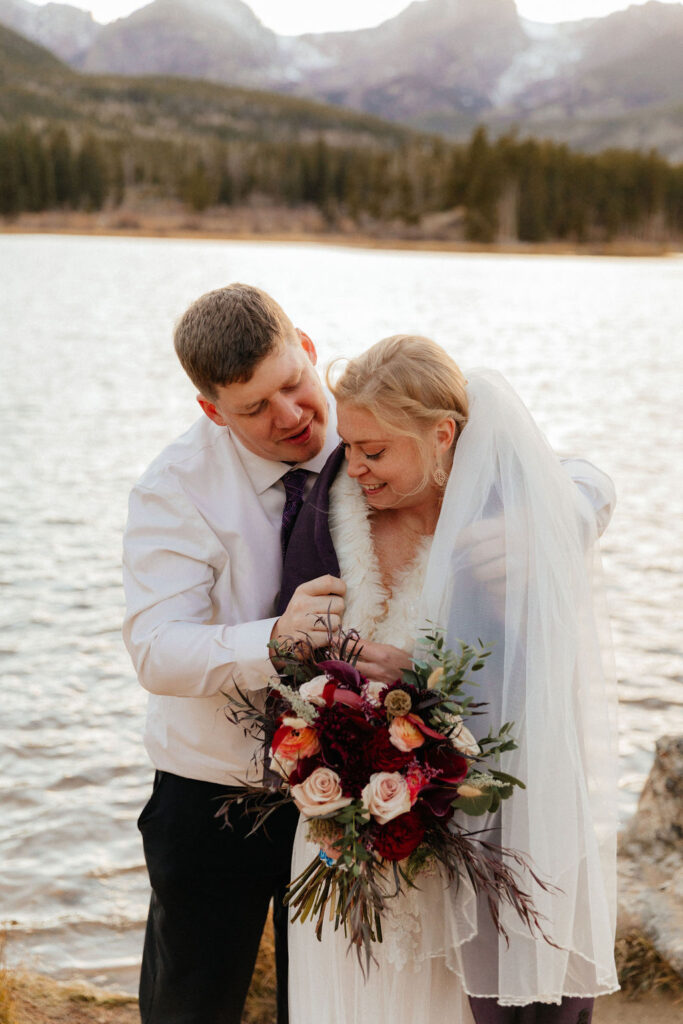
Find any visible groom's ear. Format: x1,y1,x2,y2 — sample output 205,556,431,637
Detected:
296,328,317,365
197,394,227,426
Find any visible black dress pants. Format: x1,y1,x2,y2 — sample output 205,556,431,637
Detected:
469,996,595,1024
138,770,299,1024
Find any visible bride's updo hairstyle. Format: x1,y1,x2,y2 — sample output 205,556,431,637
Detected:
328,335,468,473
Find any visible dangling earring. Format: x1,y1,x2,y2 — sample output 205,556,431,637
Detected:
433,465,448,488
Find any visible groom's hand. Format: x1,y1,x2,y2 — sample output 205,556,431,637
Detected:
354,640,413,685
271,575,346,650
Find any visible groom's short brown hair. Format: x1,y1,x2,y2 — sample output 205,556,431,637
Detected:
173,283,297,400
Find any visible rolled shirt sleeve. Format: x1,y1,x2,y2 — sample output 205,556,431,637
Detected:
560,457,616,538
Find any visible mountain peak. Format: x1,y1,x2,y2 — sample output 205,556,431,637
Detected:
1,0,681,159
151,0,266,29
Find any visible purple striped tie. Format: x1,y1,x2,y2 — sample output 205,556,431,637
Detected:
280,468,308,555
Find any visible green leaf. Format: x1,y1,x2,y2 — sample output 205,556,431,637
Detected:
489,769,526,789
451,790,494,816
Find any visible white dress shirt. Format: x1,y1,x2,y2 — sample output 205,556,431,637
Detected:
123,410,339,785
123,405,615,787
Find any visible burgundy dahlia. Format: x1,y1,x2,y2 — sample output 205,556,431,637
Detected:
365,726,413,772
373,811,425,861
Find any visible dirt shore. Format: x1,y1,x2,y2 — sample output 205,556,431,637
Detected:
1,207,678,258
3,918,680,1024
3,971,681,1024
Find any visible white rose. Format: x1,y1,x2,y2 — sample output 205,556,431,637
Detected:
291,767,352,817
298,676,329,705
361,772,412,825
448,715,480,757
362,680,388,706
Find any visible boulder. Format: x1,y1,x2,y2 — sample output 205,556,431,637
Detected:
618,735,683,976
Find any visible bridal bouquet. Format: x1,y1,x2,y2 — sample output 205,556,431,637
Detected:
221,630,553,968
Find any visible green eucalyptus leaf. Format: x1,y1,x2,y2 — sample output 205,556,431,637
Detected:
451,790,494,816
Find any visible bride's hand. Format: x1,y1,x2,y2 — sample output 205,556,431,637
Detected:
353,640,413,685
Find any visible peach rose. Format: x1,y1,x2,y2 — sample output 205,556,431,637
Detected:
388,713,426,753
291,767,352,817
361,772,412,824
298,675,329,705
274,718,321,762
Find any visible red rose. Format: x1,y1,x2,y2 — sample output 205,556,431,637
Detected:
373,810,425,861
366,727,413,772
288,755,323,786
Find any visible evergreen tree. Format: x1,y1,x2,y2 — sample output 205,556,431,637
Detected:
50,128,77,208
516,140,548,242
77,134,108,210
181,158,213,211
0,130,22,216
463,127,502,243
14,124,43,211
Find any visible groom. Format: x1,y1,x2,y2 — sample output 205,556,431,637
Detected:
123,282,615,1024
123,283,349,1024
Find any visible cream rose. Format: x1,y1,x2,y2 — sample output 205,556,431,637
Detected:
361,772,412,825
448,715,480,757
291,767,352,817
362,680,388,706
298,675,329,705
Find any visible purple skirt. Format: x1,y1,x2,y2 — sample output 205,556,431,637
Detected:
468,996,594,1024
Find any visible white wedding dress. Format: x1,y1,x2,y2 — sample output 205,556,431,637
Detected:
288,469,476,1024
290,371,620,1017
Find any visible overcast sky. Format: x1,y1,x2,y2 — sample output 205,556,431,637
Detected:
30,0,683,33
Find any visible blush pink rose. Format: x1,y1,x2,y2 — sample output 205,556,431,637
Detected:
388,714,426,753
361,771,412,824
291,767,353,817
298,676,329,705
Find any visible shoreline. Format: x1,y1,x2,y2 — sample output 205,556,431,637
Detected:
1,210,679,258
2,970,680,1024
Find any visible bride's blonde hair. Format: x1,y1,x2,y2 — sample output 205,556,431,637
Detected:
328,335,468,454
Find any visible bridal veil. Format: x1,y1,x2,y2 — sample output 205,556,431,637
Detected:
417,369,619,1004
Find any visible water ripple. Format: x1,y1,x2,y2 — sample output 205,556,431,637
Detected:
1,236,681,991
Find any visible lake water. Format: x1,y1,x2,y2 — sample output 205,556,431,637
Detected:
1,235,681,992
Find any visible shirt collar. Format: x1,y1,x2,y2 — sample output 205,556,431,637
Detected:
229,398,339,496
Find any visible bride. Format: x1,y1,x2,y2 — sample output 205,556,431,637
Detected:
278,336,619,1024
